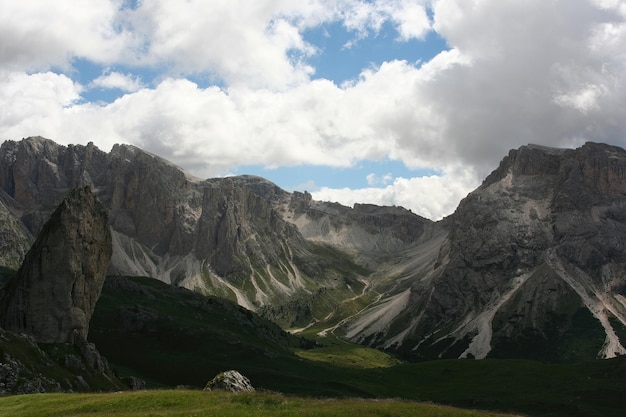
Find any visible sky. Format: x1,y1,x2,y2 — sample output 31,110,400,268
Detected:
1,0,626,220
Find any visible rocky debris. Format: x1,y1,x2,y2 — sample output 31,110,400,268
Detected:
71,330,114,375
204,370,255,393
0,355,63,394
0,186,112,343
0,327,125,394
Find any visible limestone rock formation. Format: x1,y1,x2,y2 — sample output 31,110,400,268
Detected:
0,137,399,324
339,143,626,361
3,137,626,362
204,370,255,393
0,186,112,343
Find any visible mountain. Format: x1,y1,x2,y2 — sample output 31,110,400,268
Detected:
1,137,626,362
0,137,383,328
336,143,626,362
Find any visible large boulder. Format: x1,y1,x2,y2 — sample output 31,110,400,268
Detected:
204,370,255,393
0,186,112,343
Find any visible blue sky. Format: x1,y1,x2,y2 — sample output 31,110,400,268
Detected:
71,16,445,192
2,0,626,219
68,9,448,193
303,20,448,85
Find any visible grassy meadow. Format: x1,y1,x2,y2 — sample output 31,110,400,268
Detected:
0,389,523,417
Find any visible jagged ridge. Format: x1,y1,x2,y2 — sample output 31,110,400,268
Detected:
2,137,626,362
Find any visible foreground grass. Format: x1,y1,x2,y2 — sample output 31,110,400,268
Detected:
0,390,522,417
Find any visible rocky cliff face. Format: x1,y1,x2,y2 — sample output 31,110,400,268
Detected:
0,137,419,327
0,199,30,270
3,137,626,363
0,186,112,343
338,143,626,361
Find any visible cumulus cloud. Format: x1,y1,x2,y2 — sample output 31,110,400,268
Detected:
366,172,393,186
313,166,480,221
89,71,144,92
2,0,626,220
0,0,130,72
415,0,626,175
124,0,317,88
0,71,81,139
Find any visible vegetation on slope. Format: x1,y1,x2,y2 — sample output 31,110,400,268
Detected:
0,328,125,393
87,275,626,417
89,276,327,392
0,389,523,417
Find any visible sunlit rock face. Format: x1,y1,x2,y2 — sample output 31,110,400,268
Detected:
342,143,626,361
0,186,112,343
204,370,255,393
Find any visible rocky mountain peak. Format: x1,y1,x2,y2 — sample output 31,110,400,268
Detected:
481,143,565,188
0,186,112,343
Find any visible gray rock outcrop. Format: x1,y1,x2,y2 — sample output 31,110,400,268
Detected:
340,142,626,361
0,186,112,343
0,137,395,325
204,370,255,393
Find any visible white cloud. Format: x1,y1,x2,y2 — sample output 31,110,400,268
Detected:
313,166,479,220
366,172,393,186
2,0,626,220
390,1,432,41
554,83,607,113
90,71,144,92
0,71,81,139
121,0,318,89
0,0,130,72
421,0,626,175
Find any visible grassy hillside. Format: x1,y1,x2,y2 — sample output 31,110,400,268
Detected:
89,276,335,393
87,275,626,417
0,328,125,394
348,358,626,417
0,389,522,417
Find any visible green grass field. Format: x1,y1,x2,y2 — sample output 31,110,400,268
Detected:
0,390,523,417
295,344,402,368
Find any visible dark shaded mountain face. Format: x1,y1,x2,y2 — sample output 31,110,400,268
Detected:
0,186,122,394
2,137,626,362
0,186,111,343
